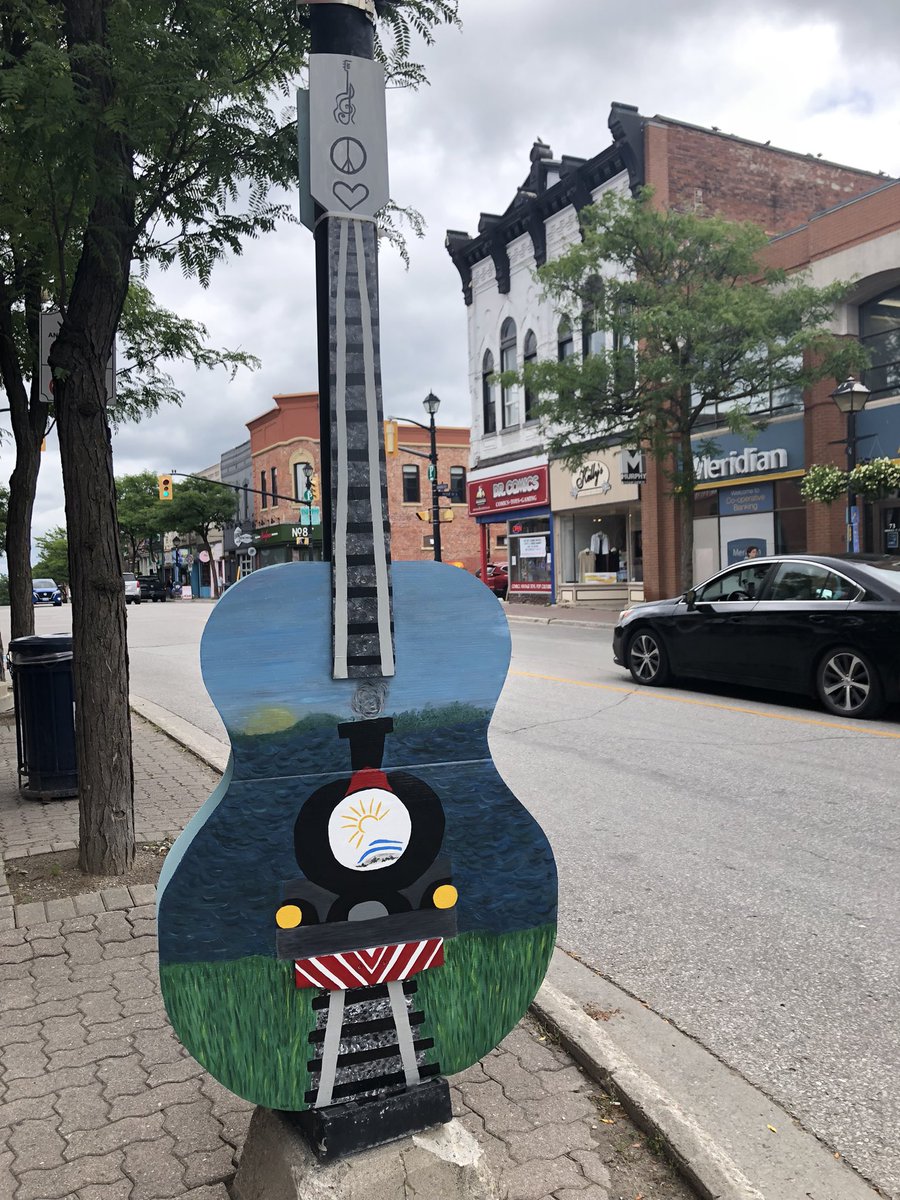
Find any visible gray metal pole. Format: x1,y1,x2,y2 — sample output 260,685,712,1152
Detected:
430,413,442,563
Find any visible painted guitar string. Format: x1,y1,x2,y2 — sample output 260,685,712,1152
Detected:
331,216,394,680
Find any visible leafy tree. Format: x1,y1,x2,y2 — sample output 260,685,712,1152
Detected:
32,526,69,584
524,189,867,590
169,479,237,598
116,470,170,572
0,0,456,875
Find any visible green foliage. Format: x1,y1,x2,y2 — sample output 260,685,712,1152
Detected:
116,470,169,567
168,476,237,542
33,525,68,582
800,464,847,504
848,457,900,500
527,188,867,488
0,576,9,605
112,281,260,427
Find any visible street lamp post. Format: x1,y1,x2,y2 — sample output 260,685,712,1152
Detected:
387,394,444,563
831,376,871,552
422,391,443,563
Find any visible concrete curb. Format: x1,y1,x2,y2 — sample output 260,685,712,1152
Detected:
531,982,764,1200
506,614,616,630
129,694,229,774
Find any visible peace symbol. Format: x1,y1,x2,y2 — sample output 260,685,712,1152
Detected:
330,136,367,176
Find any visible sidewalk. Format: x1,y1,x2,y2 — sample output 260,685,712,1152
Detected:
0,713,690,1200
504,601,621,629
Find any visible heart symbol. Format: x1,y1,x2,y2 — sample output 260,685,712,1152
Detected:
333,181,370,211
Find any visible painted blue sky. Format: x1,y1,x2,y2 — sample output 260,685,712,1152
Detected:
200,560,511,734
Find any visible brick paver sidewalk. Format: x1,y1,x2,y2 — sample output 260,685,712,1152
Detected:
0,713,673,1200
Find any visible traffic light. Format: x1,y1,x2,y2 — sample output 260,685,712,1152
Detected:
158,474,173,501
415,510,430,522
310,474,320,505
383,420,398,455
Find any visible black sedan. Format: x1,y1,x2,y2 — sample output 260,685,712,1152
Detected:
613,554,900,720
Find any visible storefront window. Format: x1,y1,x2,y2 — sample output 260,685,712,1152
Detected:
558,511,638,583
508,518,551,594
860,286,900,401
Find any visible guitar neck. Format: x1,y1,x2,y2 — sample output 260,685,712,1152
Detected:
326,216,394,681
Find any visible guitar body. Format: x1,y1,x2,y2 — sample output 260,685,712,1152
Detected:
157,559,557,1111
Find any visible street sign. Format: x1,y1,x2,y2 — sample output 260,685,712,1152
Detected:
296,87,316,232
247,547,257,558
427,464,436,482
309,54,389,218
40,309,115,404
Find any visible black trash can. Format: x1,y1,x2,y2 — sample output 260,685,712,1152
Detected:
10,634,78,800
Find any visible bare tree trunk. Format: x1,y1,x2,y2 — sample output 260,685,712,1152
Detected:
7,449,40,641
49,0,137,876
0,275,46,643
55,323,135,875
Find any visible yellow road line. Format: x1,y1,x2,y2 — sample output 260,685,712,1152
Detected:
510,669,900,740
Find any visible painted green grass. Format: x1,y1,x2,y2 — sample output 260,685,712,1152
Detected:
159,956,316,1110
159,923,555,1110
417,924,556,1076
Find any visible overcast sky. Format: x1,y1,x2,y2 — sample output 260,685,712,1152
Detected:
5,0,900,555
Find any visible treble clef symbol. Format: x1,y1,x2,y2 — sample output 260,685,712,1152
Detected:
333,60,356,126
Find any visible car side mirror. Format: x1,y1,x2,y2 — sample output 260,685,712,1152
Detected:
684,587,697,609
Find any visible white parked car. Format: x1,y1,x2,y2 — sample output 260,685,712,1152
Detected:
123,572,142,605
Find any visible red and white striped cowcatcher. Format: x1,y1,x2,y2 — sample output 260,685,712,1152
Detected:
294,938,444,991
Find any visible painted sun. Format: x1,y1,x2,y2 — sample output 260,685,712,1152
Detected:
341,795,388,849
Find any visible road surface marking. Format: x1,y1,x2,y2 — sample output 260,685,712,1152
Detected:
510,670,900,740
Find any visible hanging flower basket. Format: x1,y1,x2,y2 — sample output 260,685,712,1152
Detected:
800,464,847,505
847,458,900,500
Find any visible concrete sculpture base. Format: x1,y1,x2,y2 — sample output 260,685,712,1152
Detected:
232,1108,500,1200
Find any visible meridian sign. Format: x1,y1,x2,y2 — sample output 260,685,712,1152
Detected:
308,54,389,219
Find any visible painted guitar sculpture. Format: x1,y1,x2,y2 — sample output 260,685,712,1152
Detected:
156,39,557,1115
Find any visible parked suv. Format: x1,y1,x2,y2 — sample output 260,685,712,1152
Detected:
138,576,167,602
123,572,142,605
32,578,62,606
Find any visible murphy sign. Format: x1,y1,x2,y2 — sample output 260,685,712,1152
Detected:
694,446,788,482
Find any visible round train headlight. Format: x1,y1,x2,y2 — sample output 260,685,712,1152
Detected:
275,904,303,929
432,884,458,910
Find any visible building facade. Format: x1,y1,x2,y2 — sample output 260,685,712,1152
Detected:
243,392,480,572
447,102,892,602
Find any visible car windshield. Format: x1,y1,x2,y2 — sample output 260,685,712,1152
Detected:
122,573,136,581
32,579,56,589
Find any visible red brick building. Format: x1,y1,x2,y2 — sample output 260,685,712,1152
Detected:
447,103,895,604
244,392,479,571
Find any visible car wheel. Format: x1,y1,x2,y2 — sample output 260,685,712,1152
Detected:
627,628,670,686
816,647,884,720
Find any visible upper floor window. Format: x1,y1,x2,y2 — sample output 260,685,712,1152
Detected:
581,277,605,358
500,318,518,428
482,350,496,435
449,466,466,504
523,330,538,422
558,317,574,361
260,470,268,509
270,467,278,504
402,464,420,504
860,286,900,401
293,461,312,500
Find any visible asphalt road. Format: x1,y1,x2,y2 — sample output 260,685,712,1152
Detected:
7,598,899,1195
